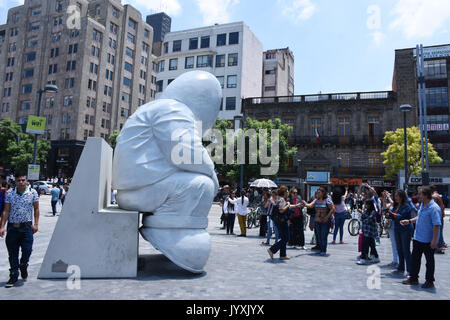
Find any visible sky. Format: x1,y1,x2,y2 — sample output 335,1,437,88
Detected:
1,0,450,95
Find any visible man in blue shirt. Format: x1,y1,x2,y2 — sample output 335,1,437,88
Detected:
50,184,60,216
401,186,441,289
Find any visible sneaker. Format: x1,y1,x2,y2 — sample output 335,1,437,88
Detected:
311,246,320,251
267,248,274,260
19,265,28,280
299,246,307,250
435,249,445,254
331,241,336,244
280,256,290,261
356,255,362,261
402,277,419,285
339,241,345,244
5,275,18,288
357,259,369,265
421,281,435,289
371,257,380,263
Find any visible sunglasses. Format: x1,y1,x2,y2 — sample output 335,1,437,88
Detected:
17,179,26,182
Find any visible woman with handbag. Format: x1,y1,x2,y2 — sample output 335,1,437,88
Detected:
267,186,291,261
302,187,335,256
331,186,349,244
259,191,270,237
288,188,305,249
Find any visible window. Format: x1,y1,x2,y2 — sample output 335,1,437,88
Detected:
90,116,94,125
24,68,34,78
311,118,322,136
122,92,130,103
266,53,276,59
197,55,212,68
173,40,182,52
216,76,224,88
25,52,36,62
265,69,276,75
20,101,31,110
338,153,351,168
189,38,198,50
112,7,119,18
2,103,11,113
121,108,129,118
264,86,275,92
29,22,40,32
46,97,55,108
200,36,210,48
56,1,63,12
229,32,239,45
144,29,150,38
127,32,135,44
163,42,168,54
48,64,58,74
22,84,33,94
109,38,117,49
31,7,41,16
124,62,133,72
368,153,382,168
215,55,225,67
110,22,118,34
159,60,165,72
50,48,59,58
338,116,351,136
47,115,53,125
106,70,113,80
156,80,163,92
169,58,178,70
185,56,194,69
368,114,380,136
63,96,73,106
123,77,131,87
217,33,226,46
425,59,447,79
66,61,76,71
70,29,79,38
128,19,136,30
86,97,91,108
228,53,238,66
227,75,237,88
28,38,38,47
93,30,102,42
53,17,63,26
140,70,146,80
65,78,75,89
142,42,149,53
225,97,236,110
19,117,28,125
426,87,448,107
125,47,134,58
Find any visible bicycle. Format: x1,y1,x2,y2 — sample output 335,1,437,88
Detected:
247,206,261,229
348,209,362,236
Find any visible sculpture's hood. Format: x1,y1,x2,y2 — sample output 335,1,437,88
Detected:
161,71,222,135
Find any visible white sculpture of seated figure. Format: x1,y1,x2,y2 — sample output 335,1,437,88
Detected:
112,71,221,273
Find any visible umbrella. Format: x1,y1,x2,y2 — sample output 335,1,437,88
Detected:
250,179,278,188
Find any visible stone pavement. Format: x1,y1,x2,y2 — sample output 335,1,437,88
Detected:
0,195,449,300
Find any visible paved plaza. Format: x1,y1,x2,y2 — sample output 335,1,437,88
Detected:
0,194,449,300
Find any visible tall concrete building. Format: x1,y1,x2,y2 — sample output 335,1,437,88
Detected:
146,12,171,43
0,0,155,177
262,47,294,97
154,21,263,120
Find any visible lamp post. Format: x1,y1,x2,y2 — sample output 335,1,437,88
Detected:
337,155,342,181
234,115,244,192
32,84,58,166
400,104,412,185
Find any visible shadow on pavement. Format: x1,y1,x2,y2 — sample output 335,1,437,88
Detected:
137,254,206,280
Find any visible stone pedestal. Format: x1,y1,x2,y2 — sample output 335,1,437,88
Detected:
38,138,139,279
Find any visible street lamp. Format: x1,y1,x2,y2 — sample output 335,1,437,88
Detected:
400,104,412,185
32,84,59,166
234,115,244,192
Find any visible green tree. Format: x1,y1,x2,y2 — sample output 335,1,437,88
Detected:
109,130,120,148
0,118,50,173
381,126,442,182
205,118,297,186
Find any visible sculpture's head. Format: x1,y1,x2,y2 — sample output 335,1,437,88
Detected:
161,71,222,136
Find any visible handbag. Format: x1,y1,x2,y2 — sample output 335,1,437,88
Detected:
270,203,287,225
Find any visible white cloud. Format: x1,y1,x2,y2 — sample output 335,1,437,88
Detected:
124,0,182,16
195,0,240,26
279,0,316,22
390,0,450,39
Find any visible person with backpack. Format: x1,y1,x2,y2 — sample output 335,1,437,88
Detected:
287,188,305,249
267,186,291,261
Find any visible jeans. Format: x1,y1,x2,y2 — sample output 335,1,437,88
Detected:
333,212,346,242
361,236,378,259
269,222,288,258
315,221,331,253
226,214,236,234
289,216,305,246
387,225,399,264
438,216,445,248
51,200,58,216
395,228,412,274
267,217,279,243
410,239,435,282
5,224,34,276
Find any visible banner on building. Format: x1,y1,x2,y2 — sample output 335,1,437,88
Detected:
306,171,330,183
414,45,450,59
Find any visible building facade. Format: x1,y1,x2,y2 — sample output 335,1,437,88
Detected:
154,21,263,120
0,0,155,177
393,44,450,194
262,47,294,97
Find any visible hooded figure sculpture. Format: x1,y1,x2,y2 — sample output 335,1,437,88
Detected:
112,71,222,273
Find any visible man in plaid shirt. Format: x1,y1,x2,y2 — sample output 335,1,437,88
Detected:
357,200,380,265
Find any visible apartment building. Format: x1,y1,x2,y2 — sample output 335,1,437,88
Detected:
0,0,155,177
154,21,263,120
262,47,294,97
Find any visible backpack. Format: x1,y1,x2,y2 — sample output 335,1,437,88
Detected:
270,202,288,225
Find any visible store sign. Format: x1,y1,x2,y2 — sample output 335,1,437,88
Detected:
306,171,329,183
414,45,450,59
363,179,396,188
27,164,40,181
330,178,363,186
26,115,46,135
421,123,449,132
409,176,450,185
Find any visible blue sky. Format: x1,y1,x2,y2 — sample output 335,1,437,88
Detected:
2,0,450,95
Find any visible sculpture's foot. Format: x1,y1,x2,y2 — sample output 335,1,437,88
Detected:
139,227,211,274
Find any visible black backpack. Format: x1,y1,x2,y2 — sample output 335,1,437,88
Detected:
270,202,287,225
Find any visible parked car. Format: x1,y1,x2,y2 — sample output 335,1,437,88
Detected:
33,181,53,195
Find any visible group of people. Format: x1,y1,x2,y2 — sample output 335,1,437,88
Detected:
218,181,447,290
